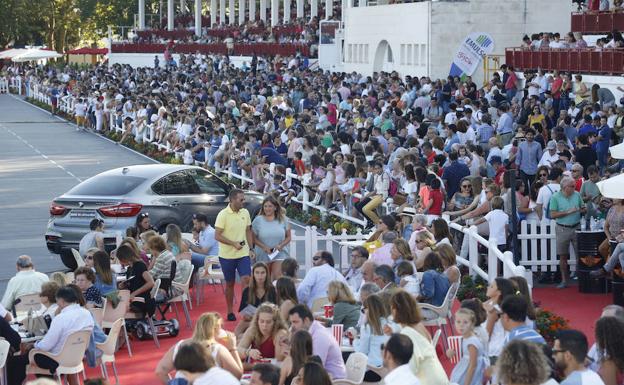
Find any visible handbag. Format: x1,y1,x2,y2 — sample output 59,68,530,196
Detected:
25,309,49,336
392,192,408,206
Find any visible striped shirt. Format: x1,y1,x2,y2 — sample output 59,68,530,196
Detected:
506,325,546,345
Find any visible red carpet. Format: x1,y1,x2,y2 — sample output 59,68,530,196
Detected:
78,283,612,384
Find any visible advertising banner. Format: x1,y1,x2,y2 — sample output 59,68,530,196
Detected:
449,32,494,78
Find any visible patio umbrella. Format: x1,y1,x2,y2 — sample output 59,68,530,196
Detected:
0,48,28,59
610,142,624,160
597,173,624,199
12,48,62,62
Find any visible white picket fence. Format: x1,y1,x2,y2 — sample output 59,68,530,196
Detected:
289,225,370,274
518,220,578,273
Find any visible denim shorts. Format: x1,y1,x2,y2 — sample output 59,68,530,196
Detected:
218,256,251,282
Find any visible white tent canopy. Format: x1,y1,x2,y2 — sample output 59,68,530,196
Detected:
0,48,28,59
11,48,62,62
610,142,624,160
597,173,624,199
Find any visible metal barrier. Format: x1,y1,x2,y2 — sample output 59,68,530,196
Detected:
505,47,624,75
571,11,624,34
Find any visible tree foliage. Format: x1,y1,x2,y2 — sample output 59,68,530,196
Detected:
0,0,143,52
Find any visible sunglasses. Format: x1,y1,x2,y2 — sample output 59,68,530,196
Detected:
85,255,93,260
312,256,321,261
139,213,149,218
539,173,548,177
461,184,471,188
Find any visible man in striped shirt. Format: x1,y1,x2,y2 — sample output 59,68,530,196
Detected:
501,295,546,345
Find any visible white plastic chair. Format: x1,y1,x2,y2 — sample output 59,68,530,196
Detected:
26,329,92,383
431,328,442,349
311,296,330,313
89,298,106,328
96,318,124,384
71,248,86,268
420,282,460,350
169,265,195,329
0,340,10,385
102,290,132,356
195,256,224,306
332,352,368,385
14,293,42,315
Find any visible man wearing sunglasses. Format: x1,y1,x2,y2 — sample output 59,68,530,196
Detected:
553,330,604,385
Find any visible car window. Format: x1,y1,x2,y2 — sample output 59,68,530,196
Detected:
68,175,146,196
152,171,200,195
189,169,227,195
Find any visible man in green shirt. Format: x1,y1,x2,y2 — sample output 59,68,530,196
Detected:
579,165,601,218
550,176,586,289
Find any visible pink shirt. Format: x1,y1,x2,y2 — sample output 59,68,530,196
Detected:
371,243,394,267
308,321,346,379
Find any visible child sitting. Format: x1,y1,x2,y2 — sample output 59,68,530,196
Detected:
396,261,420,297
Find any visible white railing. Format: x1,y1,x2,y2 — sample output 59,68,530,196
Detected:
289,225,370,274
518,220,578,273
8,76,22,95
448,221,533,287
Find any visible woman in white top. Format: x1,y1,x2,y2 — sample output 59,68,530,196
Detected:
484,278,516,362
155,312,243,383
172,341,239,385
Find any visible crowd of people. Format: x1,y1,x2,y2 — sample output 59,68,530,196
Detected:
4,30,624,382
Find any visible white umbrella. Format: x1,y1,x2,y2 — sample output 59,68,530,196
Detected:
11,48,62,62
0,48,28,59
597,173,624,199
610,142,624,160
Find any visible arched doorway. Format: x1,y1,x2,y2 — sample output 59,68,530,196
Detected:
372,40,394,73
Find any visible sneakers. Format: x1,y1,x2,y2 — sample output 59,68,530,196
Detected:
556,282,568,289
590,268,606,279
227,313,236,322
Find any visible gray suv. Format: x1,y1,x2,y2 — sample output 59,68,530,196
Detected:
45,164,264,268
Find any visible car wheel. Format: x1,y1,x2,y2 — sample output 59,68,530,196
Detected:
60,250,78,270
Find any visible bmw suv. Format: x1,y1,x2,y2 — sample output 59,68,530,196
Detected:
45,164,263,268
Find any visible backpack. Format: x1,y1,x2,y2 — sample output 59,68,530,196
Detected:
544,185,554,220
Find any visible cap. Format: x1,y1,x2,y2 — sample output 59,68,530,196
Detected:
546,140,557,150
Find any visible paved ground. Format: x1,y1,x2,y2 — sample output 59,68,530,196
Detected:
0,94,156,290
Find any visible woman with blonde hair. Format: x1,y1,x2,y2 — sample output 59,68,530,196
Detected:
388,290,448,385
155,312,243,383
252,195,292,280
165,223,189,257
436,243,461,284
496,340,550,385
411,230,436,270
237,303,289,370
319,280,359,329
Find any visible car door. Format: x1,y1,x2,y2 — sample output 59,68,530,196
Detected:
186,168,229,226
152,170,203,231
